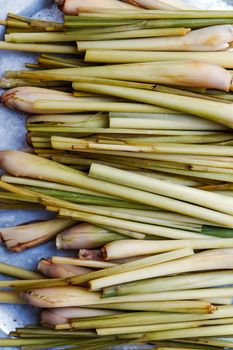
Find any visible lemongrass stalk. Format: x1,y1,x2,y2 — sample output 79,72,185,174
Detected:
0,339,78,346
28,113,108,128
58,207,207,240
58,0,136,15
21,286,101,307
32,100,178,114
14,329,96,339
104,239,233,259
97,319,233,336
70,307,233,329
0,78,69,89
154,85,228,103
123,0,198,9
70,27,190,39
78,10,233,19
52,256,117,268
89,163,233,216
73,83,233,128
145,165,233,183
55,138,233,156
103,290,233,303
6,28,189,43
142,324,233,341
29,125,211,135
0,192,39,203
191,165,233,174
1,151,230,226
19,61,232,90
41,307,119,327
0,41,77,53
56,223,125,250
0,277,68,290
68,248,193,285
38,259,93,278
89,249,233,290
24,186,146,209
105,271,233,297
109,113,227,131
0,291,25,304
90,301,215,313
73,77,161,91
0,218,75,252
77,25,233,51
99,225,145,240
0,262,43,280
1,175,120,199
85,50,233,67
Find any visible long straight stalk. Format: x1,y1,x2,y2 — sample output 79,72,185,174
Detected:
1,151,232,227
68,248,193,285
52,257,117,269
0,291,25,304
6,28,189,42
72,83,233,128
0,41,77,53
0,262,43,280
103,240,233,259
58,207,209,239
97,318,233,336
78,10,233,19
89,163,233,216
142,324,233,341
85,50,233,67
104,271,233,297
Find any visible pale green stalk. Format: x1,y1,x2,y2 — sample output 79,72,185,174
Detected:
145,165,233,183
5,27,189,42
68,248,193,285
0,291,25,304
85,50,233,67
103,240,233,259
33,100,177,114
141,324,233,341
89,249,233,290
72,83,233,128
103,271,233,297
78,10,233,19
18,61,232,90
1,151,231,226
109,113,227,131
52,256,117,269
97,318,233,336
89,163,233,216
58,207,210,240
0,262,43,280
0,41,77,53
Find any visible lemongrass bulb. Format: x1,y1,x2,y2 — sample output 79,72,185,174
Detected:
21,286,101,308
41,307,118,326
58,0,135,14
1,87,81,114
0,218,75,252
38,259,93,278
56,223,124,250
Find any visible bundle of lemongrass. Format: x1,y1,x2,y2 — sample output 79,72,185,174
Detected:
3,247,233,347
3,1,233,349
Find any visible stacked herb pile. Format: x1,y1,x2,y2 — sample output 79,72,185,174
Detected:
2,1,233,349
